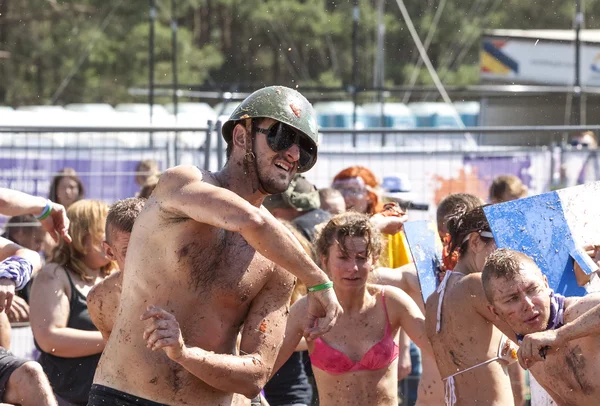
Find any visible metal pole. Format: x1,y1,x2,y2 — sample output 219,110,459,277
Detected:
352,0,359,147
374,0,386,145
149,0,156,125
171,0,179,120
216,121,224,169
204,120,212,170
572,0,582,125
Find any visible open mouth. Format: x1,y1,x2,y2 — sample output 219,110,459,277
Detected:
274,160,292,172
524,314,540,324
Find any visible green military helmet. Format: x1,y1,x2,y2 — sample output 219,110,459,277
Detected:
221,86,320,172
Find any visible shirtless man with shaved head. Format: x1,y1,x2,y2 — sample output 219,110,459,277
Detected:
483,248,600,406
91,87,341,406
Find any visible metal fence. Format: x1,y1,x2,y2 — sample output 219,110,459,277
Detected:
1,122,599,220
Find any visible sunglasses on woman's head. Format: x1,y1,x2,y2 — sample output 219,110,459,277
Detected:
570,140,590,148
253,122,316,170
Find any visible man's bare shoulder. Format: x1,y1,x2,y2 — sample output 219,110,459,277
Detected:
155,165,220,196
564,293,600,323
149,165,222,221
88,271,122,306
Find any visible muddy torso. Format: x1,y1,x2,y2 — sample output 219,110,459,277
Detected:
424,272,514,405
308,286,399,406
94,196,277,405
530,297,600,406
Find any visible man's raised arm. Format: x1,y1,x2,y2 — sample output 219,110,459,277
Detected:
157,166,341,337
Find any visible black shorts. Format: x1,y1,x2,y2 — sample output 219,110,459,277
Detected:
87,385,168,406
0,347,27,400
88,383,264,406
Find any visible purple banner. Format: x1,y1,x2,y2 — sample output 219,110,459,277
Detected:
0,157,163,202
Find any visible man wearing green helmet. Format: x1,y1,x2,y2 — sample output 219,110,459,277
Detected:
91,86,341,406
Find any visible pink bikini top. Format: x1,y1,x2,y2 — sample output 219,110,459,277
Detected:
309,288,399,375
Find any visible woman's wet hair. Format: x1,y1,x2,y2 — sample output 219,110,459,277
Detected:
436,193,483,230
446,205,493,256
315,211,382,266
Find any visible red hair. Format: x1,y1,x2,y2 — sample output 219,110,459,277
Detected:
332,166,382,214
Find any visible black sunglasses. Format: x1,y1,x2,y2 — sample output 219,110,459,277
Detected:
570,140,590,148
253,122,316,170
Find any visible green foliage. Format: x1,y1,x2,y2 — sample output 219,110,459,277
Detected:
0,0,588,105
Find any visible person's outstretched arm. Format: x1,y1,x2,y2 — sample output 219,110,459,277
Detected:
0,188,71,243
156,165,341,338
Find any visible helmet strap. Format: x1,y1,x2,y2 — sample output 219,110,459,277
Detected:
243,119,260,193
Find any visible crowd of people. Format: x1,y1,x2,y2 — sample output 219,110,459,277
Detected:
0,86,598,406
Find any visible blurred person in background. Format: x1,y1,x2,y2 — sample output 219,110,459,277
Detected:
568,131,599,185
134,159,160,191
30,200,116,406
489,175,528,204
137,174,160,199
318,188,346,215
46,168,84,260
263,174,331,242
48,168,85,211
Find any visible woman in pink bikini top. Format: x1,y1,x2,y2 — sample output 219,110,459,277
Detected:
272,212,434,406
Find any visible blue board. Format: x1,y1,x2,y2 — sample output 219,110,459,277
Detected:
484,182,600,297
403,220,443,302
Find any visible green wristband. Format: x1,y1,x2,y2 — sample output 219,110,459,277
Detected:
307,281,333,293
36,201,52,221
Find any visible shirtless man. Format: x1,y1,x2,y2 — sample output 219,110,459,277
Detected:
88,197,145,341
482,248,600,406
424,206,518,406
91,86,342,406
